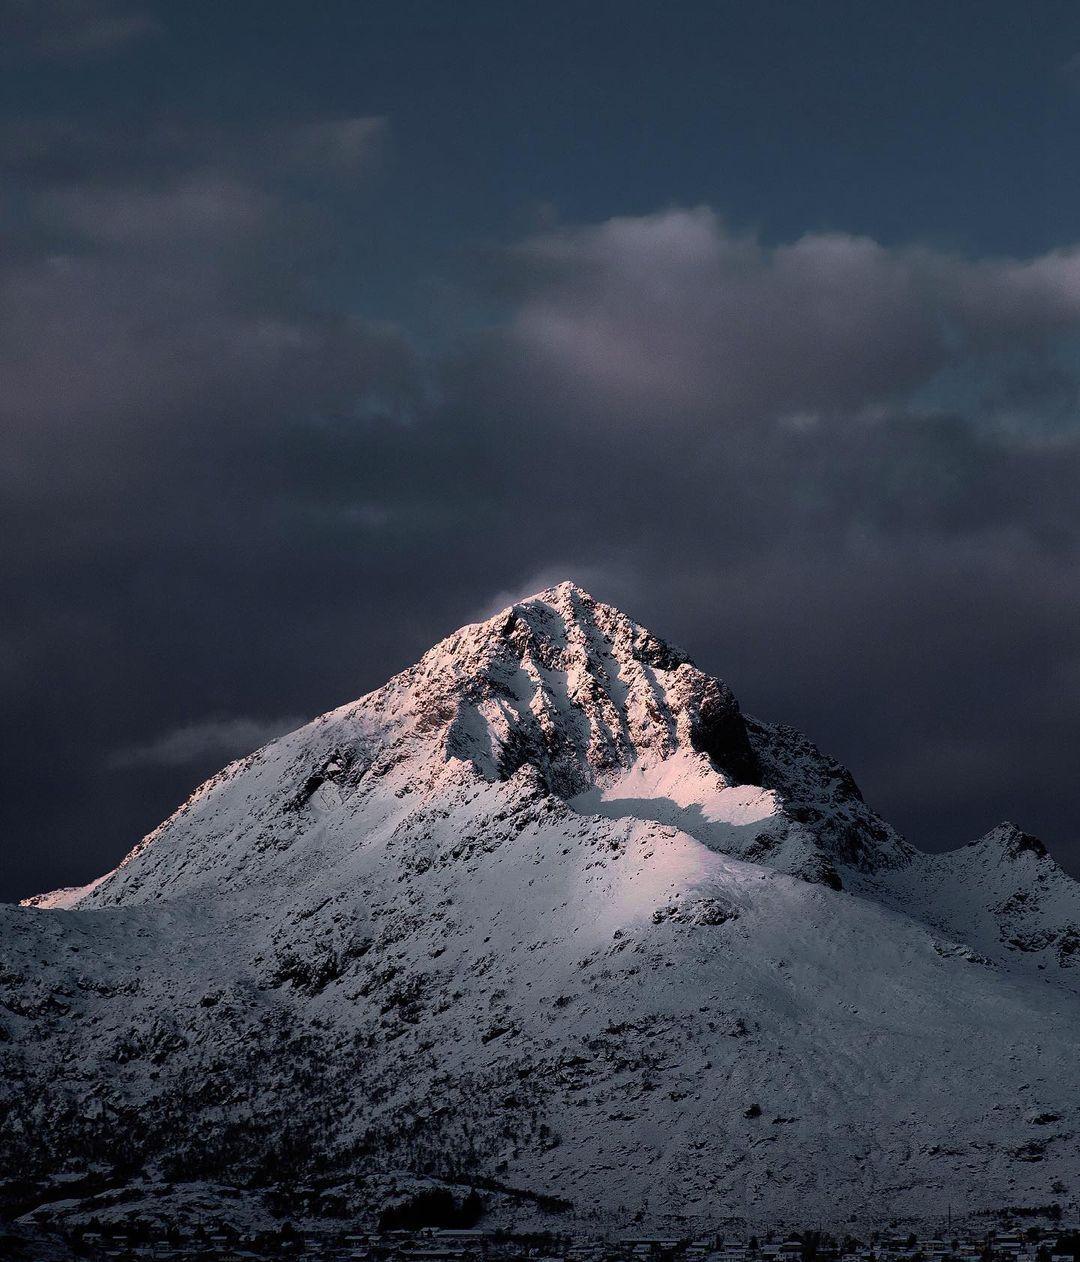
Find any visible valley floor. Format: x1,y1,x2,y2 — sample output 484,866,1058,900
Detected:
7,1205,1080,1262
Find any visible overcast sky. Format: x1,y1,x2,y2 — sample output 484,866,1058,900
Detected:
4,0,1080,901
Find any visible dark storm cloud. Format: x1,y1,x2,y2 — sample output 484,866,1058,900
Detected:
0,110,405,502
5,106,1080,899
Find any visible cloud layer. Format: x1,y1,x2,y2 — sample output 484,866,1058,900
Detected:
511,208,1080,425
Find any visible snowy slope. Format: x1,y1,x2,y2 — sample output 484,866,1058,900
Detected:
3,582,1079,1233
867,823,1080,981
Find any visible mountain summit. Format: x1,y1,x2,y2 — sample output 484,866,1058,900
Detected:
3,585,1079,1234
33,582,911,910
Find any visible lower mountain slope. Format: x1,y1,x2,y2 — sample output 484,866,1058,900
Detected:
3,583,1078,1231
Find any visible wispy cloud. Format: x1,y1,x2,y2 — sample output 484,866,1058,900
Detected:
280,117,387,175
469,564,635,624
2,0,158,60
108,716,305,769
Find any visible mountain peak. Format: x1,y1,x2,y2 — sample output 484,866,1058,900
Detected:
37,586,921,912
970,821,1049,862
403,580,751,797
473,580,689,668
516,578,597,606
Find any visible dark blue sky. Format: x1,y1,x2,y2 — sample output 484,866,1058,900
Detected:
4,1,1080,900
10,3,1080,311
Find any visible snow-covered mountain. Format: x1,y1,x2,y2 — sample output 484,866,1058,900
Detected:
3,583,1078,1234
